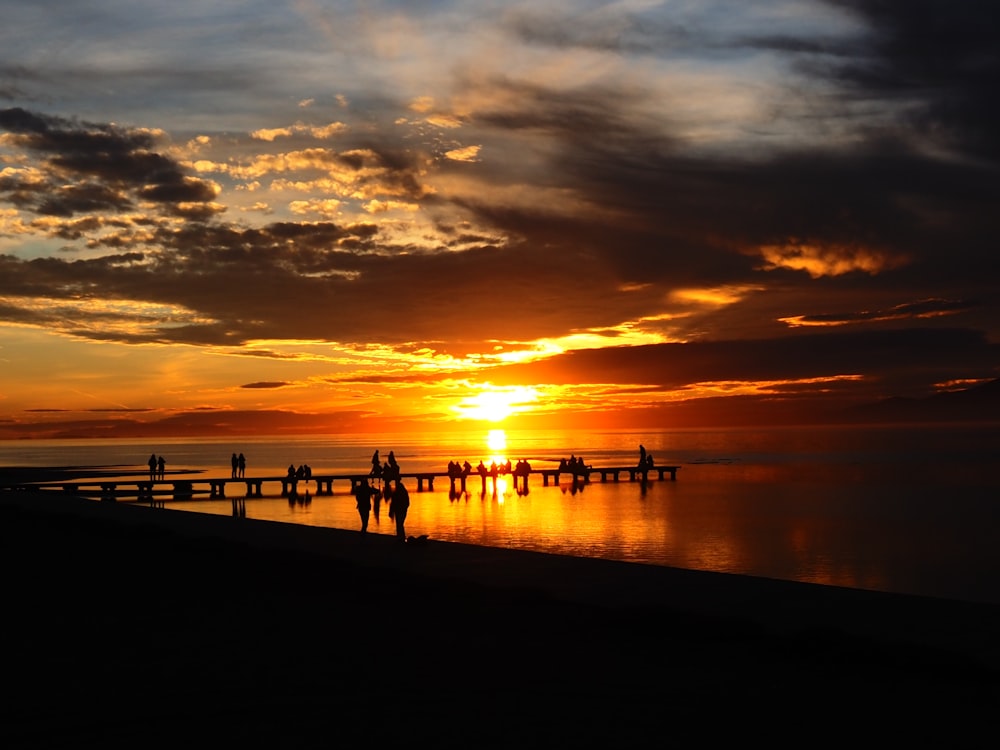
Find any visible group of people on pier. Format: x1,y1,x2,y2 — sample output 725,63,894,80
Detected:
446,458,535,495
638,444,656,470
558,455,591,475
137,442,667,542
369,449,401,482
287,463,313,480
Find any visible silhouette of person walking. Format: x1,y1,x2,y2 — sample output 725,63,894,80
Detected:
355,481,374,534
392,480,410,541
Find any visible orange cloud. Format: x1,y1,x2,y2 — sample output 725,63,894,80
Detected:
756,241,908,278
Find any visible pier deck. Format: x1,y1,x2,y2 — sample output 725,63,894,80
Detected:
4,464,679,502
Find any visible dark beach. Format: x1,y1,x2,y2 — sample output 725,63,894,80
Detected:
2,474,998,745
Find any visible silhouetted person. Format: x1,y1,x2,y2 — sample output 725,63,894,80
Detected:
231,452,238,478
148,453,157,481
238,452,246,478
392,480,410,541
355,482,373,534
157,455,165,480
639,444,646,467
477,460,488,493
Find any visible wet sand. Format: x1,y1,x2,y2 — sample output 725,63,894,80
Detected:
2,485,998,745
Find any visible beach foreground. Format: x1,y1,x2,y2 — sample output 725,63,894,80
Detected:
2,488,998,745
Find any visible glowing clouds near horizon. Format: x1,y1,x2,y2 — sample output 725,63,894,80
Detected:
454,385,539,422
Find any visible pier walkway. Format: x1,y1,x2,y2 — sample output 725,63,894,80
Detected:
6,464,680,503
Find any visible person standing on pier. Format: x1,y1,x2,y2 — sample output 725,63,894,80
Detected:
231,453,239,479
238,452,246,479
148,453,157,482
157,455,166,480
392,480,410,541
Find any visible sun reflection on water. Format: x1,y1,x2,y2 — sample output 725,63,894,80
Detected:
487,428,507,464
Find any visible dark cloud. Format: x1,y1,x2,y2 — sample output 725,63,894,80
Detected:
504,7,694,55
789,298,978,325
451,3,1000,302
0,107,218,217
483,327,1000,398
814,0,1000,160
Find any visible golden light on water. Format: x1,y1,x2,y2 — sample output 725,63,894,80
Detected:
487,429,507,453
486,428,509,467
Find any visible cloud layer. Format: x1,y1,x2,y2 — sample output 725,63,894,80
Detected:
1,0,998,436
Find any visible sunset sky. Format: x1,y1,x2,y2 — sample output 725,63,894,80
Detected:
1,0,998,439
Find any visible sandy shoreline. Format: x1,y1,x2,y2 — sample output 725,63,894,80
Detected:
2,486,998,743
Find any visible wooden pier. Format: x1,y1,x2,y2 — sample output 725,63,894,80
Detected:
6,464,679,503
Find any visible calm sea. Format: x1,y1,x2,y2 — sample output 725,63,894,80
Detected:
3,424,999,605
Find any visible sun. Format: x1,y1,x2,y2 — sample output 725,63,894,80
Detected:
456,385,537,422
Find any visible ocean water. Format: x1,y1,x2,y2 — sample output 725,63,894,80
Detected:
2,424,999,604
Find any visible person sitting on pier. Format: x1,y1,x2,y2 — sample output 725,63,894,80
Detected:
463,460,472,477
476,460,487,477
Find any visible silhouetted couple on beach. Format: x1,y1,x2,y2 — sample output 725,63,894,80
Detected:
359,477,409,540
